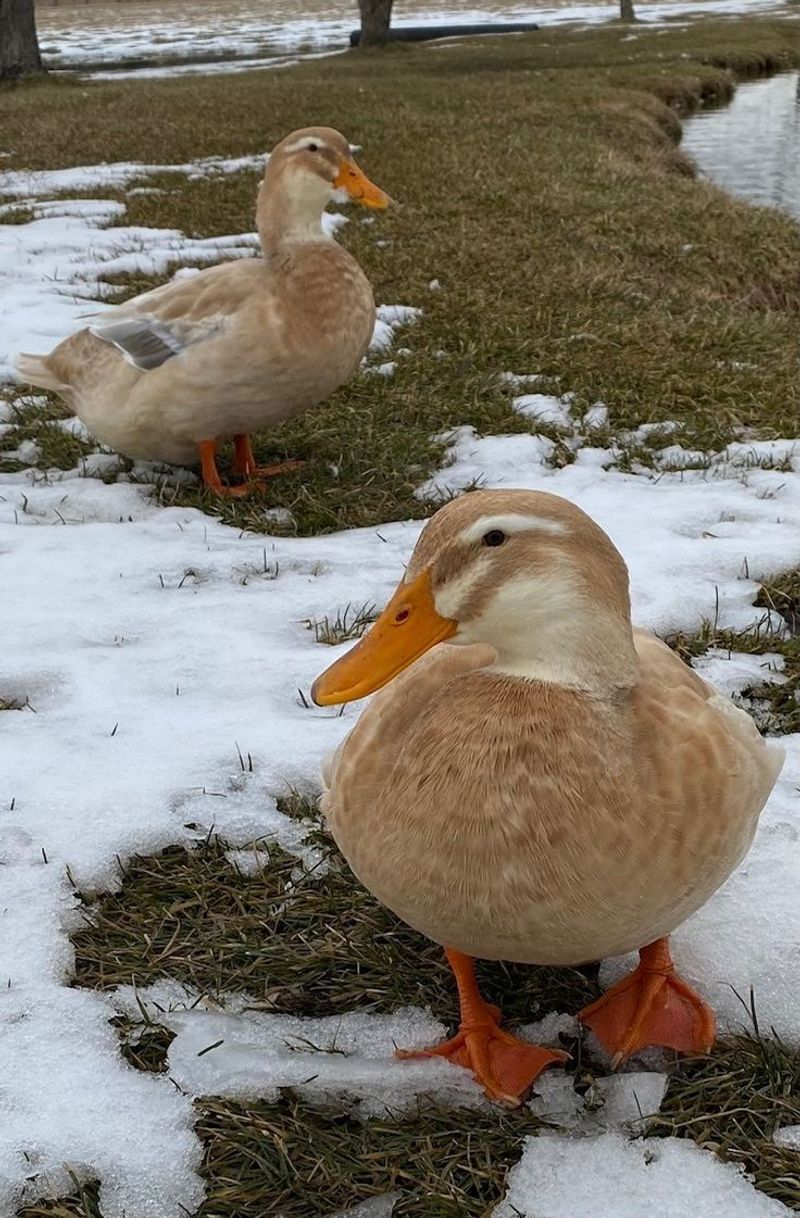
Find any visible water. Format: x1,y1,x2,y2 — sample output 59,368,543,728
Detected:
681,71,800,222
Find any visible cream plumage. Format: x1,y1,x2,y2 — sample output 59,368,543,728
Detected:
17,127,389,496
313,488,783,1105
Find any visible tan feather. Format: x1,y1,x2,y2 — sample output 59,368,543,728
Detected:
321,490,783,968
15,127,382,468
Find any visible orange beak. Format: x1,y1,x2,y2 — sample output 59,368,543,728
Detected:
311,569,457,705
333,157,391,209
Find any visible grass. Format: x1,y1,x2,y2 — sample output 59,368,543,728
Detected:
3,18,800,533
652,1032,800,1210
0,205,36,224
72,826,598,1022
26,817,800,1217
7,13,800,1217
16,1066,800,1218
667,570,800,734
305,601,379,645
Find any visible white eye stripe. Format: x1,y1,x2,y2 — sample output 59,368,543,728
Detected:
457,513,568,546
283,136,329,154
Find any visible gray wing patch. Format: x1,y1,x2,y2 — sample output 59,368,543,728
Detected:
89,318,185,371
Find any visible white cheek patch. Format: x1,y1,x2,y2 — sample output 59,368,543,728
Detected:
432,556,492,620
457,513,568,546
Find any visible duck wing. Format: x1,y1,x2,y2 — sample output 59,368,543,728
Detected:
85,260,267,371
633,629,784,875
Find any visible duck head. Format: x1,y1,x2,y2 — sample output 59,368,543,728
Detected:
312,489,638,705
258,126,390,244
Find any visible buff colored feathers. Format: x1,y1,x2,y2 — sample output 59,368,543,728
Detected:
16,127,390,494
314,489,783,1103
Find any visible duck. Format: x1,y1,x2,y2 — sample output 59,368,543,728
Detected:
312,488,783,1106
16,127,390,496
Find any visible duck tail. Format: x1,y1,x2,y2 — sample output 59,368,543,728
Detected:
16,353,68,393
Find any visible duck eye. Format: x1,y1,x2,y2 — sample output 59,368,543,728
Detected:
307,142,319,152
482,529,506,547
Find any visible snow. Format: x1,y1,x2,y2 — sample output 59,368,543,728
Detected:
4,142,800,1214
5,401,800,1207
418,426,800,637
87,48,345,83
32,0,791,79
513,392,574,428
0,160,406,383
528,1070,668,1134
693,649,787,699
774,1126,800,1150
0,154,265,199
492,1132,793,1217
120,993,487,1114
0,986,203,1218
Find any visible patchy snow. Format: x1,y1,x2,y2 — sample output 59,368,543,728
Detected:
372,305,422,352
583,402,609,430
513,392,574,428
492,1132,793,1217
87,48,345,83
116,992,487,1114
419,425,800,637
529,1070,668,1134
33,0,792,78
4,140,800,1213
0,169,405,383
5,403,800,1207
773,1126,800,1150
0,985,203,1218
693,649,787,699
0,154,265,199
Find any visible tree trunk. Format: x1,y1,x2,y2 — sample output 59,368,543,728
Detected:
0,0,45,80
358,0,394,46
619,0,636,19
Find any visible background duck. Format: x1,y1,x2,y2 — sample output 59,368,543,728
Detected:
16,127,390,496
313,488,784,1107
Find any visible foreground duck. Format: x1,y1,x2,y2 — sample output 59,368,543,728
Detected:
313,489,783,1105
17,127,389,496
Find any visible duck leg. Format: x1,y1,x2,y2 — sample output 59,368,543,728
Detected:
198,439,253,497
578,937,716,1067
396,948,567,1107
232,434,305,482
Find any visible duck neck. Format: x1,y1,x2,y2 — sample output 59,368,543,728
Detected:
486,614,639,695
456,575,639,695
256,172,331,253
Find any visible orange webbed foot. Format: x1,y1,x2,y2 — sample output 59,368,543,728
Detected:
397,949,567,1107
205,482,258,499
578,937,715,1067
397,1015,567,1107
232,435,304,481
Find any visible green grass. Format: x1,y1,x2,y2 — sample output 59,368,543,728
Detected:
667,571,800,735
3,18,800,532
27,812,800,1217
72,827,598,1022
8,14,800,1217
652,1032,800,1210
305,601,379,645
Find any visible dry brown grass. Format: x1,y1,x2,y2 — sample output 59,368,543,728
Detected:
3,20,800,533
7,17,800,1217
